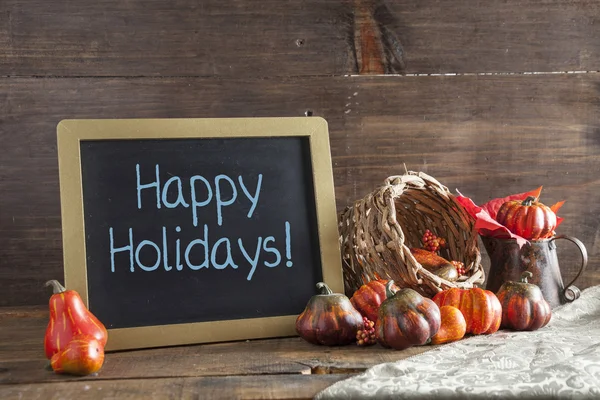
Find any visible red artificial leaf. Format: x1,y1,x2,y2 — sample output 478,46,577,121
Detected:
456,192,529,247
550,201,566,229
550,201,565,213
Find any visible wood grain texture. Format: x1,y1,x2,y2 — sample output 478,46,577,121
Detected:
1,0,599,77
0,375,348,400
0,0,354,77
0,307,431,386
1,74,599,306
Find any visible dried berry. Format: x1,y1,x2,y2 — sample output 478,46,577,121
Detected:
421,229,447,253
451,260,466,276
356,317,376,346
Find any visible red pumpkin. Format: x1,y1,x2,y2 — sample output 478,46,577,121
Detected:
431,306,466,345
376,281,441,350
496,271,552,331
350,279,399,322
433,287,502,335
496,196,557,240
296,282,363,346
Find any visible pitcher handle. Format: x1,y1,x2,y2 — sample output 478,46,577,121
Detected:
551,235,588,302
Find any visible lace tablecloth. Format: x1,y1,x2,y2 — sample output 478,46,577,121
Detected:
316,285,600,399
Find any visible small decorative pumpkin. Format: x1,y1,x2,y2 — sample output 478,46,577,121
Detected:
376,281,441,350
430,306,466,345
350,279,399,322
496,196,557,239
496,271,552,331
433,287,502,335
296,282,363,345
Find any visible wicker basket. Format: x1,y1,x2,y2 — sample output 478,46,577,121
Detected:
338,171,485,298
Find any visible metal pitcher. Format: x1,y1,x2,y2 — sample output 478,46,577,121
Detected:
481,235,587,308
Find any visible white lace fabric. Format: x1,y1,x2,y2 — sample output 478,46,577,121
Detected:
316,286,600,399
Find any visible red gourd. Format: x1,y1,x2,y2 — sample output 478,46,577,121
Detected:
350,279,399,322
375,281,441,350
433,287,502,335
44,280,108,359
496,271,552,331
496,196,557,240
296,282,363,346
50,334,105,376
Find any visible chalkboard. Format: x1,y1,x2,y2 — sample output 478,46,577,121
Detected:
57,118,343,351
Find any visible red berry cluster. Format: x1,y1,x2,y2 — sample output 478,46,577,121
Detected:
356,317,376,346
451,260,466,276
421,229,447,253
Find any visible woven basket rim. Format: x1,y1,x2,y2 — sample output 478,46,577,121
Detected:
339,171,485,297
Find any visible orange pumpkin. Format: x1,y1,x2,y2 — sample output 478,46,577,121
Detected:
496,271,552,331
496,196,557,239
431,306,466,345
433,287,502,335
350,279,399,322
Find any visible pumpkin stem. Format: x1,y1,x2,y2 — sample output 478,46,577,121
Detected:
385,281,397,299
522,196,537,206
316,282,333,295
45,280,66,294
520,271,533,283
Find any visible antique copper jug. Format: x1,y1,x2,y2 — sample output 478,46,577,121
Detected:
482,235,587,308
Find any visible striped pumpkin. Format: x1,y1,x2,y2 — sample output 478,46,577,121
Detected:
496,271,552,331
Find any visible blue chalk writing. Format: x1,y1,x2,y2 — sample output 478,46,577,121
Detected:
190,175,213,227
162,176,190,209
135,240,161,272
184,224,209,270
214,175,237,226
285,221,293,267
239,237,263,281
211,237,239,270
263,236,281,268
110,227,134,272
162,226,172,271
238,174,262,219
136,164,161,210
109,222,292,278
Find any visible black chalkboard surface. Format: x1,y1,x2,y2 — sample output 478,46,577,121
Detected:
57,118,342,350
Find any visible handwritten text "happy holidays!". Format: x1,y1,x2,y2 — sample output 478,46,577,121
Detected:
108,164,293,281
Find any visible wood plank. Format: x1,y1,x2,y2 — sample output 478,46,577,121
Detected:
1,1,600,77
1,74,599,307
377,0,600,74
0,307,433,384
0,0,354,77
0,374,348,400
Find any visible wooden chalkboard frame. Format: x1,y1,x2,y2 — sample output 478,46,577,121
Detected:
56,117,343,351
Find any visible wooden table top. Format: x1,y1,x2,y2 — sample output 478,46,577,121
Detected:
0,306,434,399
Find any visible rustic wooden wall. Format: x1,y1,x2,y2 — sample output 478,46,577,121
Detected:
1,0,599,306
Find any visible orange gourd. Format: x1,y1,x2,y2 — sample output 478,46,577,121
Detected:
433,287,502,335
430,306,466,345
